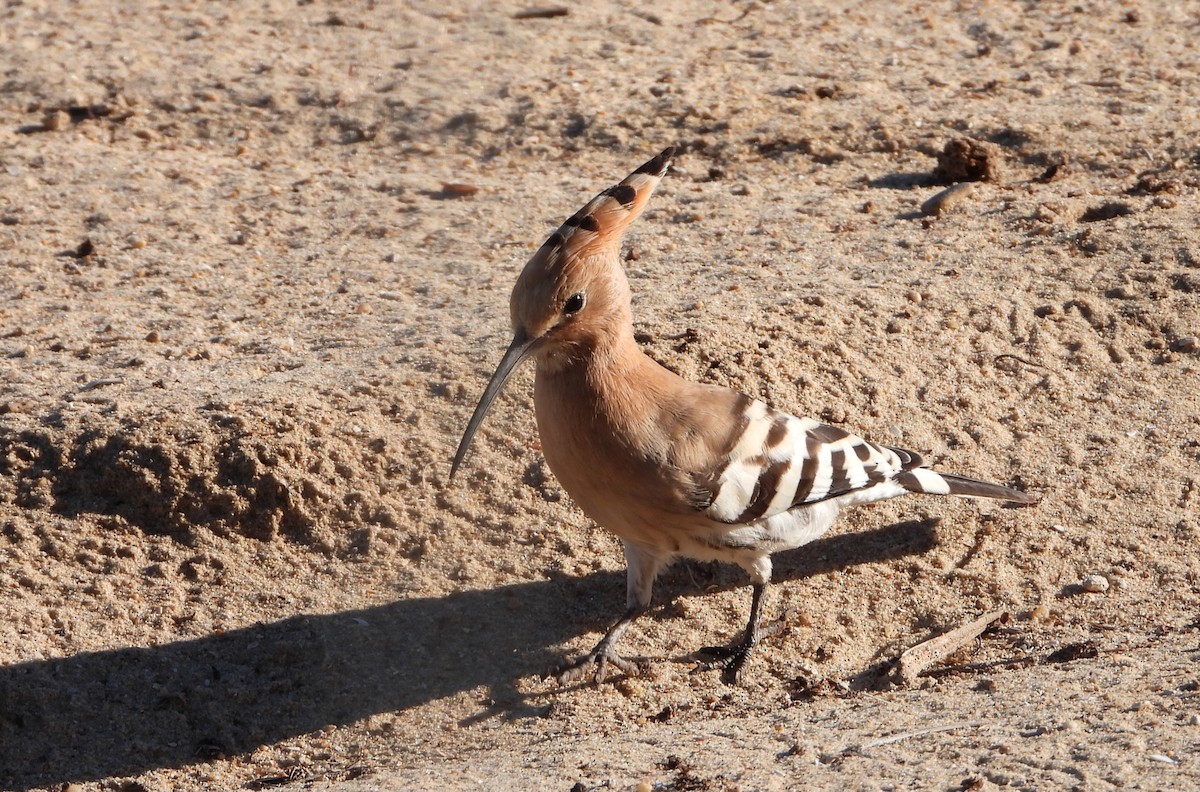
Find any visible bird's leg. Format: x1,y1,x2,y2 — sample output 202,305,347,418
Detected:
696,582,777,684
555,540,663,684
555,605,648,683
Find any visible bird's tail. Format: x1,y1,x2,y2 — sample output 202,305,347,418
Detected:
895,468,1038,504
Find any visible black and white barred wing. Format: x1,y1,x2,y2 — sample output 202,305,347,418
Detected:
696,400,1034,526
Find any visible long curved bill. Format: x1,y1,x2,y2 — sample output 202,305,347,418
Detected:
449,329,536,482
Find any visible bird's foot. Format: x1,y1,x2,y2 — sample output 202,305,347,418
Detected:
554,646,647,685
693,621,783,684
693,640,756,684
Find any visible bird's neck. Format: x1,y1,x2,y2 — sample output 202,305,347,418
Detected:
537,300,636,370
535,316,677,442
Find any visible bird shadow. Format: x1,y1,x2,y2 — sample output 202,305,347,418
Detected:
0,518,935,790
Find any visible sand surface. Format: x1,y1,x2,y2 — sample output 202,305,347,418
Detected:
2,1,1199,790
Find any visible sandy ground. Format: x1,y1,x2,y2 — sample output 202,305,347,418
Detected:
2,1,1199,789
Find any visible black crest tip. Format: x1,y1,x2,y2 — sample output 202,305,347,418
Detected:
635,145,677,176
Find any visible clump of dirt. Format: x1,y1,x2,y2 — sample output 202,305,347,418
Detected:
933,138,1004,183
1079,201,1135,223
0,406,397,554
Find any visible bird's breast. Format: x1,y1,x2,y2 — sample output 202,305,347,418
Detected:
532,363,689,542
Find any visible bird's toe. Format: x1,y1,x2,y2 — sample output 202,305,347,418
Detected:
693,641,756,684
554,648,646,685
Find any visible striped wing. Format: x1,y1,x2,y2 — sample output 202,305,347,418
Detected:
697,400,923,525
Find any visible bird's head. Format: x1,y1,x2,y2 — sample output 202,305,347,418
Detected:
450,146,676,481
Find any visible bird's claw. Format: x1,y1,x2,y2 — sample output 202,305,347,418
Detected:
555,647,647,685
693,621,782,684
693,642,755,684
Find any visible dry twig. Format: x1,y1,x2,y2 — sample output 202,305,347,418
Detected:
892,611,1006,685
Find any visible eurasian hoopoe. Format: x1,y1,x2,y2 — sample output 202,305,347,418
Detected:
451,147,1037,684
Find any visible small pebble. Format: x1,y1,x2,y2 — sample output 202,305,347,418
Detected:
439,182,479,198
921,182,975,217
1030,603,1051,621
42,109,70,131
514,6,570,19
1080,574,1110,593
1173,336,1197,353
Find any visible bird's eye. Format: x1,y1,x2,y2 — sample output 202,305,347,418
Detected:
563,292,585,315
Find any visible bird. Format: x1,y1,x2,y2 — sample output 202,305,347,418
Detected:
449,146,1038,684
